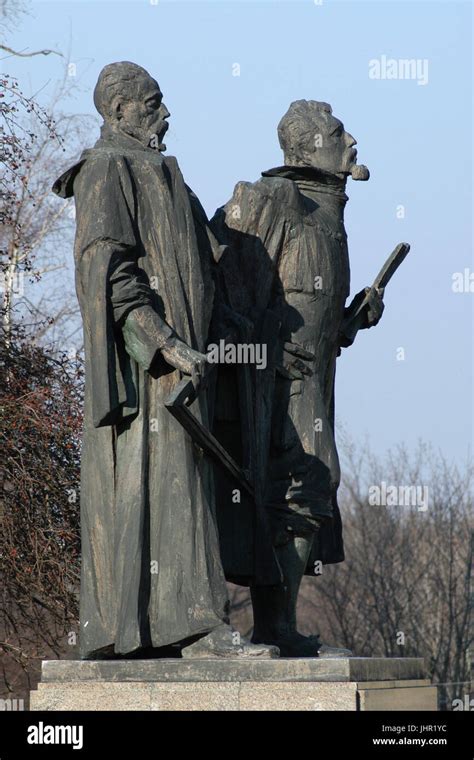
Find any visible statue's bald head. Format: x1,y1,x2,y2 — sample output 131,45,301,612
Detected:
93,61,151,120
92,61,170,150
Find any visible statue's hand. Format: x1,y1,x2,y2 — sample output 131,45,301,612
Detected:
282,341,315,379
345,286,385,329
162,337,209,392
363,286,385,328
339,286,385,347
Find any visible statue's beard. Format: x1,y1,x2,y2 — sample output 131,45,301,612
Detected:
119,121,168,151
118,123,148,146
151,121,169,152
350,163,370,181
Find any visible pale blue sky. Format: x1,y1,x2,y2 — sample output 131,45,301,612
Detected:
4,0,473,462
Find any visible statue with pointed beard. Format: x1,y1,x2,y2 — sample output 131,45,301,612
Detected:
53,61,279,660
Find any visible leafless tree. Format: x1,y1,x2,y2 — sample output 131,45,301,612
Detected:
1,19,96,348
0,332,83,704
298,439,473,710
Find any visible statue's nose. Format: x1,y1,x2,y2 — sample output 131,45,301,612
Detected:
161,104,170,119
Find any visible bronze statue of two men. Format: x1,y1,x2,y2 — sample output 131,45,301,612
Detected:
54,62,405,660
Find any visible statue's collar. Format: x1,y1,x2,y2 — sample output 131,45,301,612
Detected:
52,124,165,199
261,165,348,204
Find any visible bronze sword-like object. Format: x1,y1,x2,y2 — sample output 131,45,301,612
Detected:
371,241,411,290
341,242,411,343
164,346,254,499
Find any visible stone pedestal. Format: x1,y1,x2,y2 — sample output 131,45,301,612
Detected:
30,657,437,711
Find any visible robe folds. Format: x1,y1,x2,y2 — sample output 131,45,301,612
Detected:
211,167,350,581
53,127,228,657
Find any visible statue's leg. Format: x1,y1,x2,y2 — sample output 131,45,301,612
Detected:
251,520,322,655
274,531,316,635
251,512,353,657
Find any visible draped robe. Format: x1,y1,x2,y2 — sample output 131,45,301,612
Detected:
53,127,228,657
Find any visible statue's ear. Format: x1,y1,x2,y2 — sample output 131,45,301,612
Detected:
109,95,123,121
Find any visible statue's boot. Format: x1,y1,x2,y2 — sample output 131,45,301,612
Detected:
277,634,352,658
181,623,280,659
251,533,353,657
251,533,315,654
318,642,353,658
252,629,352,658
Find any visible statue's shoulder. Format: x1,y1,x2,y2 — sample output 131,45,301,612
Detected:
212,175,300,241
52,146,132,199
228,175,301,211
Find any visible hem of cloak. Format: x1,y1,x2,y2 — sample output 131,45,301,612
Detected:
79,618,225,659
